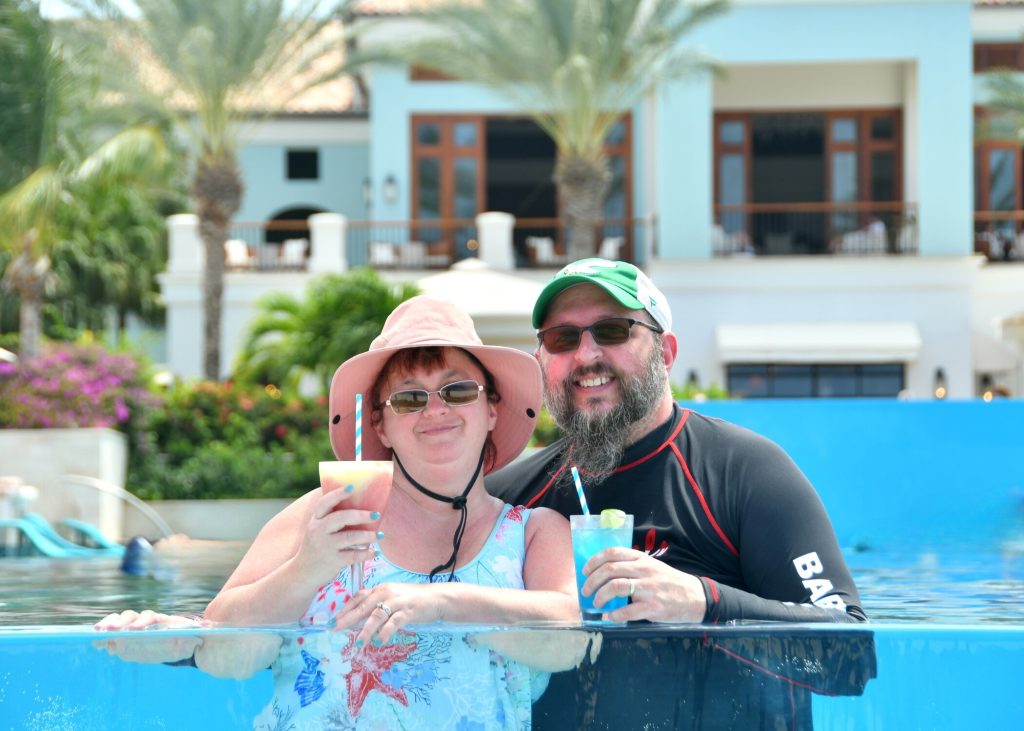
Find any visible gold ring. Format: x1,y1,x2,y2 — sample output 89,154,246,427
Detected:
375,601,393,619
627,578,636,599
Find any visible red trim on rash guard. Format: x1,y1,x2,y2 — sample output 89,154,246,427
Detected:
704,577,720,602
613,409,689,473
528,410,690,507
709,643,837,697
524,463,568,508
670,441,739,557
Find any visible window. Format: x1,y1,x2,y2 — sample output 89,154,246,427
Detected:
975,43,1024,73
727,363,904,398
286,149,319,180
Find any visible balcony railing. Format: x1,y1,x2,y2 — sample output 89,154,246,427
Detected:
713,202,918,257
227,220,312,270
513,217,651,268
224,216,651,273
347,218,475,270
974,211,1024,262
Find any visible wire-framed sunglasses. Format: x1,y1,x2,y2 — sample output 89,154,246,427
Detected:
537,317,663,354
383,379,486,415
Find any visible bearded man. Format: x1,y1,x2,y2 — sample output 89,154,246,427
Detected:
487,258,874,729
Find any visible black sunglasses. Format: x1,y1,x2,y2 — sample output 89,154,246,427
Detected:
384,379,486,415
537,317,663,354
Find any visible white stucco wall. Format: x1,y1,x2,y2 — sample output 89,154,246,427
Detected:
652,255,985,399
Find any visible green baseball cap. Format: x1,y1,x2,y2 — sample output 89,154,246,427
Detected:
532,258,672,331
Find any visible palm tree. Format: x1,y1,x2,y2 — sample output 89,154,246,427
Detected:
1,128,173,359
984,71,1024,141
0,1,173,359
74,0,350,379
352,0,727,260
232,268,418,394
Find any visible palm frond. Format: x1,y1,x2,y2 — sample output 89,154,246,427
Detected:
351,0,727,159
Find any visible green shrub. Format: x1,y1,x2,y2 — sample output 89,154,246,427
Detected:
128,380,332,500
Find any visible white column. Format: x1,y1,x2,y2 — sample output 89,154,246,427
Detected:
166,213,202,274
476,211,515,270
308,213,347,274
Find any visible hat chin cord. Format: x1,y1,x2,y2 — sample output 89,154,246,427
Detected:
392,445,487,583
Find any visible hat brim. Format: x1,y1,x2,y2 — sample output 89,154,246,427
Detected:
533,275,644,328
328,341,542,474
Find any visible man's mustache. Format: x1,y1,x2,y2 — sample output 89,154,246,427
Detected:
566,365,617,383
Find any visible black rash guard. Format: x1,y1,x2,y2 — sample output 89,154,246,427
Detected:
488,404,866,624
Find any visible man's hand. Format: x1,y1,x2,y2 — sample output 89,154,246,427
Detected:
581,547,706,623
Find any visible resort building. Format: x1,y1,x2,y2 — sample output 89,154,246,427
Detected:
161,0,1024,399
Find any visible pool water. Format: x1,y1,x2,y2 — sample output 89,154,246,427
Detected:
2,622,1022,730
0,544,246,626
4,400,1024,728
3,543,1023,626
2,547,1022,730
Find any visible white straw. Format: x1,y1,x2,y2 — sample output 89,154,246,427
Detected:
571,466,589,515
355,393,362,461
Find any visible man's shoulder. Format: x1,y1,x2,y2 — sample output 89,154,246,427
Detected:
681,407,792,464
487,441,564,503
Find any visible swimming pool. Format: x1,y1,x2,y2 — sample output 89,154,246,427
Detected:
2,538,1022,729
2,620,1022,730
3,400,1023,729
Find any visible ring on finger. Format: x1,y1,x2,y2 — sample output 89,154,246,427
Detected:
375,601,393,619
627,578,636,599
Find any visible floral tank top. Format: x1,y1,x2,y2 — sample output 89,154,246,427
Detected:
252,503,546,731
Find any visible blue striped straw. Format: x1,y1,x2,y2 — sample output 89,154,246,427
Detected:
571,466,590,515
354,393,362,461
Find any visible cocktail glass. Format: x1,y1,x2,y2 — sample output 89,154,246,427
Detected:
319,460,394,596
570,513,635,623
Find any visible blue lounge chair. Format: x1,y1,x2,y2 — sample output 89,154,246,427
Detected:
0,515,124,558
61,517,124,550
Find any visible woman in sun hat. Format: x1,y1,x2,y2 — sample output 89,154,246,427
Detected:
200,294,577,729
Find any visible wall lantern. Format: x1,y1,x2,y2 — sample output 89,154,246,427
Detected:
933,368,947,400
382,174,399,205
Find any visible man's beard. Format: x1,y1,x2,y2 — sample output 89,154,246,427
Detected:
546,340,666,486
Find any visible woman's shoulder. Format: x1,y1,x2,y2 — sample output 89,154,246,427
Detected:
516,504,569,537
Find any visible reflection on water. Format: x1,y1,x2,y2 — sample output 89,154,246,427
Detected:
2,542,1024,626
0,541,248,626
848,546,1024,624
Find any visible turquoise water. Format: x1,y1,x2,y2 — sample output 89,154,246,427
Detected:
2,623,1022,730
4,400,1024,728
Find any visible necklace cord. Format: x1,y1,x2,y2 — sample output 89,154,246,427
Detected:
393,446,486,582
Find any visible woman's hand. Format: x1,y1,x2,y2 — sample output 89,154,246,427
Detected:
94,609,201,631
333,583,447,647
93,609,203,664
289,488,381,585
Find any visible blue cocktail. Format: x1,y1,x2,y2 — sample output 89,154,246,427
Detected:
570,512,634,622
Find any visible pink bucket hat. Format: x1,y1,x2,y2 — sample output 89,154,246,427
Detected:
328,295,542,473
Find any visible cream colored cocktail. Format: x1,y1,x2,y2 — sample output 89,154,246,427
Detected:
319,460,394,593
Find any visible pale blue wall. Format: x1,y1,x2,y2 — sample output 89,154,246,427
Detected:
236,143,370,222
370,67,527,221
657,76,713,259
369,66,649,224
369,1,973,261
658,0,974,259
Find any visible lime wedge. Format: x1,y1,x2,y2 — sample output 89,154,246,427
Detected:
599,508,627,529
